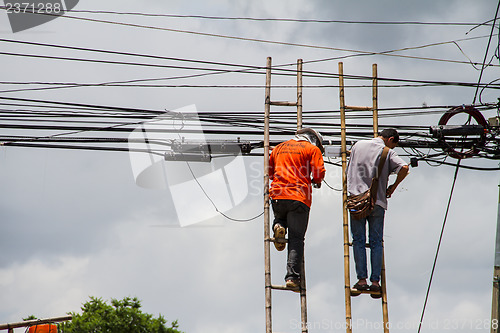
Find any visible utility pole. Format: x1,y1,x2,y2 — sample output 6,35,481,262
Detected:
492,177,500,333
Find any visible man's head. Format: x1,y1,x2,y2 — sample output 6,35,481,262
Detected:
296,128,324,153
379,128,399,149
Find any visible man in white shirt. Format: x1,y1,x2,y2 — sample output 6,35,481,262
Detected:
346,128,409,296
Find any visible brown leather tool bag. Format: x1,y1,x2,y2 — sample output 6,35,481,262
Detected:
346,178,378,219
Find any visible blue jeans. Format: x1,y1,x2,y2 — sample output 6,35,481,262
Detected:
271,199,310,281
350,205,385,282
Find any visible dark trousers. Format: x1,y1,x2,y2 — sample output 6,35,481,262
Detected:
271,199,310,281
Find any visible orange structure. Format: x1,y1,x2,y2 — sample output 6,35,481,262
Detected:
28,324,57,333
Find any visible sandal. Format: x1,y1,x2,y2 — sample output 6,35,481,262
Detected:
286,279,300,292
353,282,370,291
370,284,382,298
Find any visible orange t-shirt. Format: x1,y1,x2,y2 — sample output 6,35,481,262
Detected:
269,139,326,207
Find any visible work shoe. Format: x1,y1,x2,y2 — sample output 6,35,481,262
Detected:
273,224,286,251
286,279,300,292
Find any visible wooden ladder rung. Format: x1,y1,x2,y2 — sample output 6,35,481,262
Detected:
271,238,287,244
350,288,382,297
270,101,298,107
265,237,288,244
346,105,373,111
271,284,301,292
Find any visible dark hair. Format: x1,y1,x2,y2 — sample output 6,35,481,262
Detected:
379,128,399,142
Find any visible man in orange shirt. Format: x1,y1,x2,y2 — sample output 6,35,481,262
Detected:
269,128,326,289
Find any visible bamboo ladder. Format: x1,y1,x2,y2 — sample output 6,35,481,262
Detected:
338,62,390,333
264,57,308,333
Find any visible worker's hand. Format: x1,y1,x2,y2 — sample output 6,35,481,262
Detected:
312,182,322,189
386,184,396,198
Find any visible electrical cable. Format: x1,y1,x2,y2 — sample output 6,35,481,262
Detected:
41,10,495,27
417,159,461,333
321,178,342,191
418,3,500,331
0,96,164,114
3,81,500,91
473,0,500,104
1,18,499,68
185,158,265,222
0,38,269,71
1,6,494,27
168,117,265,222
0,33,492,68
1,66,499,96
1,96,495,120
0,98,497,162
295,34,500,67
3,39,500,96
417,157,500,170
2,12,455,56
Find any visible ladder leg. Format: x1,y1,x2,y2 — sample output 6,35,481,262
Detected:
339,62,353,333
264,56,272,333
381,247,389,333
297,57,307,333
300,256,308,333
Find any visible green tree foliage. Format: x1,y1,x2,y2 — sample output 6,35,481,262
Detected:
59,296,183,333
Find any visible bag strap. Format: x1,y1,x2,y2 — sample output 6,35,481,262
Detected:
375,146,389,180
370,146,390,201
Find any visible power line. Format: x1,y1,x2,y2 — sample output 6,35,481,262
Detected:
55,10,497,27
0,96,496,123
0,96,497,163
417,160,461,333
417,157,500,170
418,2,500,331
473,1,500,104
3,82,500,95
0,49,497,93
36,13,500,66
1,12,498,68
2,36,500,97
1,6,495,27
3,36,498,78
183,158,264,222
2,50,500,93
0,38,266,71
294,33,499,67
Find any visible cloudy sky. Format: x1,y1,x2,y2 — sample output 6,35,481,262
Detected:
0,1,500,332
